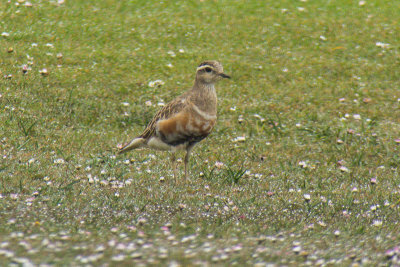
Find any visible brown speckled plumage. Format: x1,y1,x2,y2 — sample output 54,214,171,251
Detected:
139,93,188,140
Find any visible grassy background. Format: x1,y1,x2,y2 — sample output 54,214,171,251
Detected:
1,0,400,265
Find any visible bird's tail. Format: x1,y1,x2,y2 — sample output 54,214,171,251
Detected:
118,138,146,154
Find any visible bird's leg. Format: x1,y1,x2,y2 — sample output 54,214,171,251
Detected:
171,153,177,183
184,145,194,182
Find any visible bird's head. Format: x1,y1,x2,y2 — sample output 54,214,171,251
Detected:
195,60,230,84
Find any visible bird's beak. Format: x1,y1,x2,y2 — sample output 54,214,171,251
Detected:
219,73,231,79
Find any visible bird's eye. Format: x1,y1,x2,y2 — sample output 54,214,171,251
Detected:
205,67,212,73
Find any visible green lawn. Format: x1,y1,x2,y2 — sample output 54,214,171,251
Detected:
1,0,400,265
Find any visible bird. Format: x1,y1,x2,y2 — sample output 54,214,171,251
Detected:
118,60,230,182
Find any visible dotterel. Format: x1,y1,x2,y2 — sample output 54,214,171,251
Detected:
118,60,230,182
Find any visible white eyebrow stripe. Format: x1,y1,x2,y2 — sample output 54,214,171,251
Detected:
196,65,215,72
192,105,217,120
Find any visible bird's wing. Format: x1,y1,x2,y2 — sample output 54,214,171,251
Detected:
140,95,188,139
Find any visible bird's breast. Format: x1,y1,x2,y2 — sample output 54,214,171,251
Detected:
155,106,217,147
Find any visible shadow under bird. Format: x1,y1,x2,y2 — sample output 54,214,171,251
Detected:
118,60,230,182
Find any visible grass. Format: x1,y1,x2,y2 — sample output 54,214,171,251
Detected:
1,0,400,265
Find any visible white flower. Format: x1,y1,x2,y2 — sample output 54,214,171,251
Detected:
320,35,327,41
376,42,390,49
292,246,301,253
167,51,176,57
178,49,185,53
22,64,29,73
39,68,49,76
215,162,224,168
148,79,165,87
100,180,109,186
372,220,382,227
359,1,366,6
253,114,265,122
353,114,361,120
88,175,94,184
121,102,130,106
339,166,350,173
145,100,152,107
298,161,307,168
54,158,65,164
232,136,246,143
303,194,311,201
1,32,10,37
111,254,125,261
